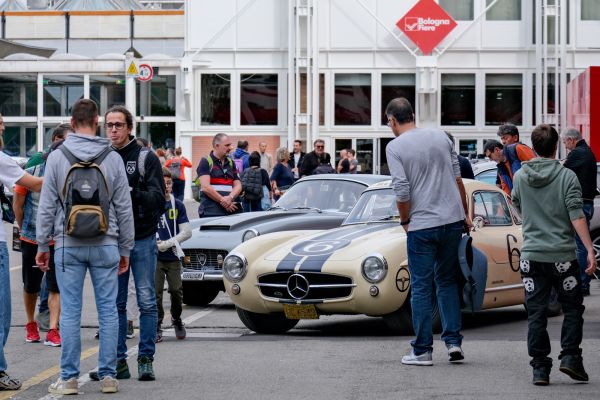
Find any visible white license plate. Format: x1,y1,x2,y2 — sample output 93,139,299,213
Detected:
181,271,204,281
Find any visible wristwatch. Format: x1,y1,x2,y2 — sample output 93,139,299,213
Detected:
400,219,410,226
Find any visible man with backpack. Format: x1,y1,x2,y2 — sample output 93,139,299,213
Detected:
240,151,271,212
103,105,165,382
484,139,536,195
197,133,242,217
35,99,134,395
233,140,250,173
164,147,191,201
300,139,334,177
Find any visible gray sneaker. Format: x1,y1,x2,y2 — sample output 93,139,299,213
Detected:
100,376,119,393
36,310,50,332
447,345,464,362
0,372,22,390
401,350,433,366
48,377,78,395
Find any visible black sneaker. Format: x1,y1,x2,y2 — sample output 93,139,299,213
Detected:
89,359,130,381
532,366,550,386
155,329,163,343
138,356,155,381
559,355,589,382
172,318,186,340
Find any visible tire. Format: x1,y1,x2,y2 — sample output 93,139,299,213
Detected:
547,287,562,317
382,293,442,334
182,281,221,306
236,307,299,334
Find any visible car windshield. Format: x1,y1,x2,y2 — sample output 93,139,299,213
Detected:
343,188,398,224
272,179,365,213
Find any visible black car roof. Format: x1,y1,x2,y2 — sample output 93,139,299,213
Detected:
296,174,390,186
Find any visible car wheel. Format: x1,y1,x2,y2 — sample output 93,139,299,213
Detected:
546,287,562,317
182,282,221,306
382,292,442,334
236,307,299,334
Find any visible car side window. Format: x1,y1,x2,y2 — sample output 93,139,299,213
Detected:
475,169,498,186
472,191,512,226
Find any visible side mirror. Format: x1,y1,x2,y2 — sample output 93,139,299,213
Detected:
472,216,485,231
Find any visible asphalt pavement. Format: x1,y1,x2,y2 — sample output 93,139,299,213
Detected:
2,213,600,400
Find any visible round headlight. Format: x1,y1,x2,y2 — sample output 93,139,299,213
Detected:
223,252,248,282
361,254,388,283
242,229,259,242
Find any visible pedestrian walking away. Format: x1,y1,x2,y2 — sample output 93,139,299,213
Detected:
561,128,597,297
102,105,165,383
385,97,471,366
197,133,243,218
512,124,597,386
35,99,134,395
164,147,192,201
155,168,192,343
240,151,271,212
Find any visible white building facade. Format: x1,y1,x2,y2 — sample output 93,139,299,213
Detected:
181,0,600,177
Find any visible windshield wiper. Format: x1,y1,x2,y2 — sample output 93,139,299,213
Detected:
368,215,398,222
268,205,288,211
289,206,322,213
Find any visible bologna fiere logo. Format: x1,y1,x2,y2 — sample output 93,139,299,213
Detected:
397,0,457,55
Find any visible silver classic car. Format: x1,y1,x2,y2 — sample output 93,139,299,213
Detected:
181,174,389,306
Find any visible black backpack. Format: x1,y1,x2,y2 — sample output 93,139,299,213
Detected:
240,168,263,200
313,163,335,175
60,146,112,238
169,157,182,180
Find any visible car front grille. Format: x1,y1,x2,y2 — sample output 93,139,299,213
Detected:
182,249,228,270
257,272,355,301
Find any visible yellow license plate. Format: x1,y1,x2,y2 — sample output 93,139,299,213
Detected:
283,304,319,320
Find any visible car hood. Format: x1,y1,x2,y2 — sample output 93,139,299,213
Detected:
197,210,321,232
263,223,404,264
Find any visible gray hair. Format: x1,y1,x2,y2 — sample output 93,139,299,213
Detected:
275,147,289,163
561,128,581,141
212,132,228,147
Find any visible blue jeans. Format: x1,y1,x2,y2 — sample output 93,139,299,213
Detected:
117,237,157,361
0,243,11,372
55,245,120,379
575,203,594,291
407,221,464,355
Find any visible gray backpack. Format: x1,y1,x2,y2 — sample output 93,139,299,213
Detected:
241,168,263,200
60,146,112,238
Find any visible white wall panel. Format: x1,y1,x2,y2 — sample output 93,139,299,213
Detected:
70,16,129,39
576,22,600,49
482,21,526,48
234,52,287,69
329,0,377,49
375,0,416,49
328,52,377,68
375,51,416,68
187,0,236,50
6,16,65,39
135,15,185,39
237,0,287,49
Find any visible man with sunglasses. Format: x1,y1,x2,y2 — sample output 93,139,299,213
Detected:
96,105,165,382
299,139,332,177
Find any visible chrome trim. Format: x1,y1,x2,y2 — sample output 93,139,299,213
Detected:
256,283,288,288
223,251,248,283
485,283,524,293
242,228,260,242
255,283,356,289
361,253,388,283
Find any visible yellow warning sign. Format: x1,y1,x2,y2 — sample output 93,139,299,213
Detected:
126,61,139,77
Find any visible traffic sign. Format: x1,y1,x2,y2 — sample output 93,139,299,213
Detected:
138,64,154,82
126,60,139,77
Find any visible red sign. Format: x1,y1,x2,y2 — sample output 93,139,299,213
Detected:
397,0,457,55
137,64,153,82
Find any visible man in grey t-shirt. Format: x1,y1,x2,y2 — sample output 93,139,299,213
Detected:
385,98,471,366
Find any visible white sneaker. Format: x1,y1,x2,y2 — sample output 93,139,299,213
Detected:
401,350,433,366
48,377,78,395
447,345,464,362
101,376,119,393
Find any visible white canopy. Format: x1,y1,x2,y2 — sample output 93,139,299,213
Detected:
54,0,144,10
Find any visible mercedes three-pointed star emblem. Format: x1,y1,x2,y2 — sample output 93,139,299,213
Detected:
286,274,310,300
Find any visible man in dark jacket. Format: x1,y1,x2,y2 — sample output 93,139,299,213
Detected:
103,105,165,382
288,139,305,180
300,139,332,177
562,128,598,296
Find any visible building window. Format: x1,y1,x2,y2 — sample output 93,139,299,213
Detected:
240,74,278,125
0,75,37,117
459,139,477,158
137,122,175,150
532,73,570,126
485,74,522,126
201,74,231,125
439,0,473,21
90,75,126,116
334,73,371,126
532,0,570,44
300,73,325,126
441,74,475,126
3,123,37,157
43,75,84,117
486,0,521,21
582,0,600,20
136,71,176,117
381,74,416,125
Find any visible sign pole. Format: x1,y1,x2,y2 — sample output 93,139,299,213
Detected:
125,52,137,134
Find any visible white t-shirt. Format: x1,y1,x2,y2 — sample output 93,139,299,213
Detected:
0,153,25,243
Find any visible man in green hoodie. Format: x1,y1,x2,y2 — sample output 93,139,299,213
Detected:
511,124,597,386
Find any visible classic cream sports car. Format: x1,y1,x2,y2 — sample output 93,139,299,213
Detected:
223,180,533,334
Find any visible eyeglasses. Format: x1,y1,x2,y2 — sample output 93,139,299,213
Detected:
315,145,324,149
104,122,127,131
